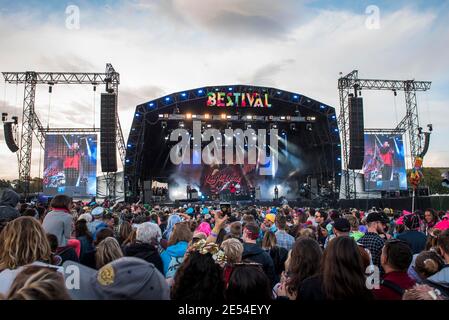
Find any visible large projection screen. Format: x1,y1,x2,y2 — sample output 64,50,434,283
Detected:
363,133,407,191
43,134,97,198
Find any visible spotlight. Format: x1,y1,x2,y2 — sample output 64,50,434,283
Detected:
245,123,251,129
179,122,185,128
161,121,167,129
186,113,192,119
270,124,278,129
207,124,212,128
280,116,286,120
290,123,296,131
221,113,227,120
165,97,171,102
204,113,210,119
246,115,253,120
158,114,164,118
226,123,232,129
281,130,287,136
165,135,169,141
306,124,313,131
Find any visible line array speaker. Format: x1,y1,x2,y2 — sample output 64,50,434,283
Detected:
101,93,117,172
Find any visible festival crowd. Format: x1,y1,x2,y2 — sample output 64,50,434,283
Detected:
0,188,449,301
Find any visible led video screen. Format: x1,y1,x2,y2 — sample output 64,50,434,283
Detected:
363,133,407,191
43,134,97,198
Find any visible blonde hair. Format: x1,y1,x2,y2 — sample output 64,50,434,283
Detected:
5,266,71,300
0,217,52,271
95,237,123,269
220,238,243,264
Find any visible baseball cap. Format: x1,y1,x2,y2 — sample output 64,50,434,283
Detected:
91,206,104,217
333,218,350,233
63,257,170,300
265,214,276,223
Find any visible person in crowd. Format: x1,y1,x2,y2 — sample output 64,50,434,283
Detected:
410,250,445,283
123,222,163,274
403,284,447,300
346,214,365,241
171,240,225,301
262,231,288,284
92,212,115,240
358,212,387,268
261,213,277,235
374,239,415,300
0,189,20,233
162,214,182,241
299,236,373,300
1,266,70,300
225,263,272,301
95,237,123,270
220,238,244,285
161,221,192,278
42,195,73,248
47,234,78,264
117,221,133,245
63,257,170,300
423,209,440,234
277,237,322,300
87,206,105,235
241,222,276,287
0,217,53,295
324,218,351,248
75,219,94,262
195,221,211,237
426,229,449,295
223,221,242,241
396,213,427,254
79,228,114,269
275,215,295,251
426,228,441,251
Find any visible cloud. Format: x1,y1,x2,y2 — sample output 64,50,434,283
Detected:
119,85,166,111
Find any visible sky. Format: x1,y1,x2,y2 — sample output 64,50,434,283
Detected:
0,0,448,180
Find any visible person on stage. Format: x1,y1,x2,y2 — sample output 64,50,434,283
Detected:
274,186,279,200
63,142,83,187
379,141,395,189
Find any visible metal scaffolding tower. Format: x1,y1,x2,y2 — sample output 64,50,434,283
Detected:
2,63,126,199
338,70,431,199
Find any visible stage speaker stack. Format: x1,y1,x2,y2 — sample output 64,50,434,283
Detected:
100,93,118,172
3,122,19,153
348,96,364,169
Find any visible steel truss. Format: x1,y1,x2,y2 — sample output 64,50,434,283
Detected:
2,64,125,199
338,70,431,199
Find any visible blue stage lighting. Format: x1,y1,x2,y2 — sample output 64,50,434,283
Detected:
198,89,204,95
293,95,299,100
181,92,187,98
148,102,155,108
228,87,233,91
135,113,140,118
337,157,341,161
334,128,339,132
165,97,171,102
126,159,130,163
127,144,132,148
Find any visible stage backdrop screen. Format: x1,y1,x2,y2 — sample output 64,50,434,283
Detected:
43,134,97,198
363,133,407,191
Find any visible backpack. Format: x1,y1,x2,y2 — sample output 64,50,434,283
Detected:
381,279,405,296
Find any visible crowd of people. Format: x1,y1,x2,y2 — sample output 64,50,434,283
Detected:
0,188,449,301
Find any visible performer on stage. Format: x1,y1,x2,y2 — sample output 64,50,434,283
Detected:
379,141,395,189
274,185,279,200
63,142,83,187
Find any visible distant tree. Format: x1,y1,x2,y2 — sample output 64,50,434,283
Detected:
407,167,449,195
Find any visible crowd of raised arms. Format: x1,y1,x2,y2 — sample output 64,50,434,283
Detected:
0,188,448,301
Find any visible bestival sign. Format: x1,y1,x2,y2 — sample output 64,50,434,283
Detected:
207,92,272,108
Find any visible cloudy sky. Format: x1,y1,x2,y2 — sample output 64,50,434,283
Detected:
0,0,448,180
